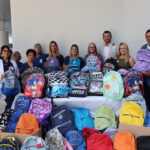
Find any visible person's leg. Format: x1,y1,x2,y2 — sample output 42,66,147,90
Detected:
5,95,15,111
143,76,150,111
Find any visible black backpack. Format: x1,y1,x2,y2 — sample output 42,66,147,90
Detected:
0,137,21,150
137,136,150,150
50,105,76,135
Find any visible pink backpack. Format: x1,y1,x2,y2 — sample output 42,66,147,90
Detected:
24,73,45,98
28,98,52,124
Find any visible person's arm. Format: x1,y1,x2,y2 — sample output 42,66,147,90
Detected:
143,70,150,76
129,57,136,68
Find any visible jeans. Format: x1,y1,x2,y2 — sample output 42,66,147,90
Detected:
143,76,150,111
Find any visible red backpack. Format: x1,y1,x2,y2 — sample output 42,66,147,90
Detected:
24,73,45,98
87,133,113,150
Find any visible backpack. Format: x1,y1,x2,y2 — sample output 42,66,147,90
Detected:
50,105,76,135
137,136,150,150
103,71,124,101
28,98,52,124
113,131,136,150
81,55,101,72
45,128,73,150
47,71,68,97
68,58,81,71
22,67,44,88
0,137,21,150
1,67,20,96
102,58,119,75
103,126,118,140
88,72,103,96
15,113,39,134
73,108,94,131
94,105,117,130
124,71,144,97
24,73,45,98
82,127,100,141
45,57,60,73
48,71,68,86
21,136,47,150
119,101,144,126
66,130,86,150
87,133,113,150
7,95,32,133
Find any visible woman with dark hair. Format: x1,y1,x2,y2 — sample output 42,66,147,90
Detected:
45,41,64,72
20,49,37,75
63,44,84,70
0,45,19,110
12,51,23,74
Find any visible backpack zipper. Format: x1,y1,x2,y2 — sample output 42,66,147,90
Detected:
55,120,71,128
53,109,65,118
123,114,140,118
96,116,110,120
0,144,16,150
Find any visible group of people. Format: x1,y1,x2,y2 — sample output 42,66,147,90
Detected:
0,29,150,110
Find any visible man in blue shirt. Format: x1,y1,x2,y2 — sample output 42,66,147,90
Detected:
140,29,150,110
33,43,48,69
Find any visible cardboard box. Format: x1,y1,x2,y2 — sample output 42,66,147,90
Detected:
0,128,41,144
119,124,150,138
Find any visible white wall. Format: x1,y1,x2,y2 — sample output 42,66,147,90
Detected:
10,0,150,62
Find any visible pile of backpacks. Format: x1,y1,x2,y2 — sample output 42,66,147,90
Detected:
0,58,150,149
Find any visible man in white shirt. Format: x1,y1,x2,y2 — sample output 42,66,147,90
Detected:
100,31,117,63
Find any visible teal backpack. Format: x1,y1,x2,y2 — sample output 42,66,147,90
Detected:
102,71,124,101
73,108,94,131
94,105,117,130
21,136,47,150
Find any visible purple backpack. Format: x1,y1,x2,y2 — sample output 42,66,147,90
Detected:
28,98,52,124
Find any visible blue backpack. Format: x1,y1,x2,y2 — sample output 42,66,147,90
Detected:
45,57,60,73
69,58,81,70
0,137,21,150
21,136,47,150
50,105,76,135
1,67,20,96
72,108,94,131
7,95,32,133
66,130,86,150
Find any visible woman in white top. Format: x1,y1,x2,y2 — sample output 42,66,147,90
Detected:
0,45,19,110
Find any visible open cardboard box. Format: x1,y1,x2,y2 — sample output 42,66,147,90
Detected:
119,124,150,138
0,128,41,144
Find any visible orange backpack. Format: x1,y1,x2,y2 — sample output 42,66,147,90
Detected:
15,113,39,135
113,131,137,150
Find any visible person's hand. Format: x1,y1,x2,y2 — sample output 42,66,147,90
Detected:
1,73,6,79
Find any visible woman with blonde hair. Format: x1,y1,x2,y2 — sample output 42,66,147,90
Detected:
63,44,84,70
116,42,135,70
45,41,64,72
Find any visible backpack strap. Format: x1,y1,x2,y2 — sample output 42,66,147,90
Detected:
64,138,73,150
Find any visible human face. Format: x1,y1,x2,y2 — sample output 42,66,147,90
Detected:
119,45,127,56
1,48,10,59
146,32,150,45
71,46,78,57
103,33,112,45
50,43,57,53
13,54,20,62
34,45,41,54
88,44,96,54
27,52,35,62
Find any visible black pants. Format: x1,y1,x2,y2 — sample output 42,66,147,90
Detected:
5,95,15,111
143,76,150,111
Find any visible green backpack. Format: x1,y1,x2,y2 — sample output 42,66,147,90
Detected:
103,71,124,101
94,106,117,130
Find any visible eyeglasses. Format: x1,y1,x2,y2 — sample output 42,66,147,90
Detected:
2,50,10,53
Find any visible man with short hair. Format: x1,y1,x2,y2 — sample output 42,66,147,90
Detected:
33,43,48,69
100,31,117,63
